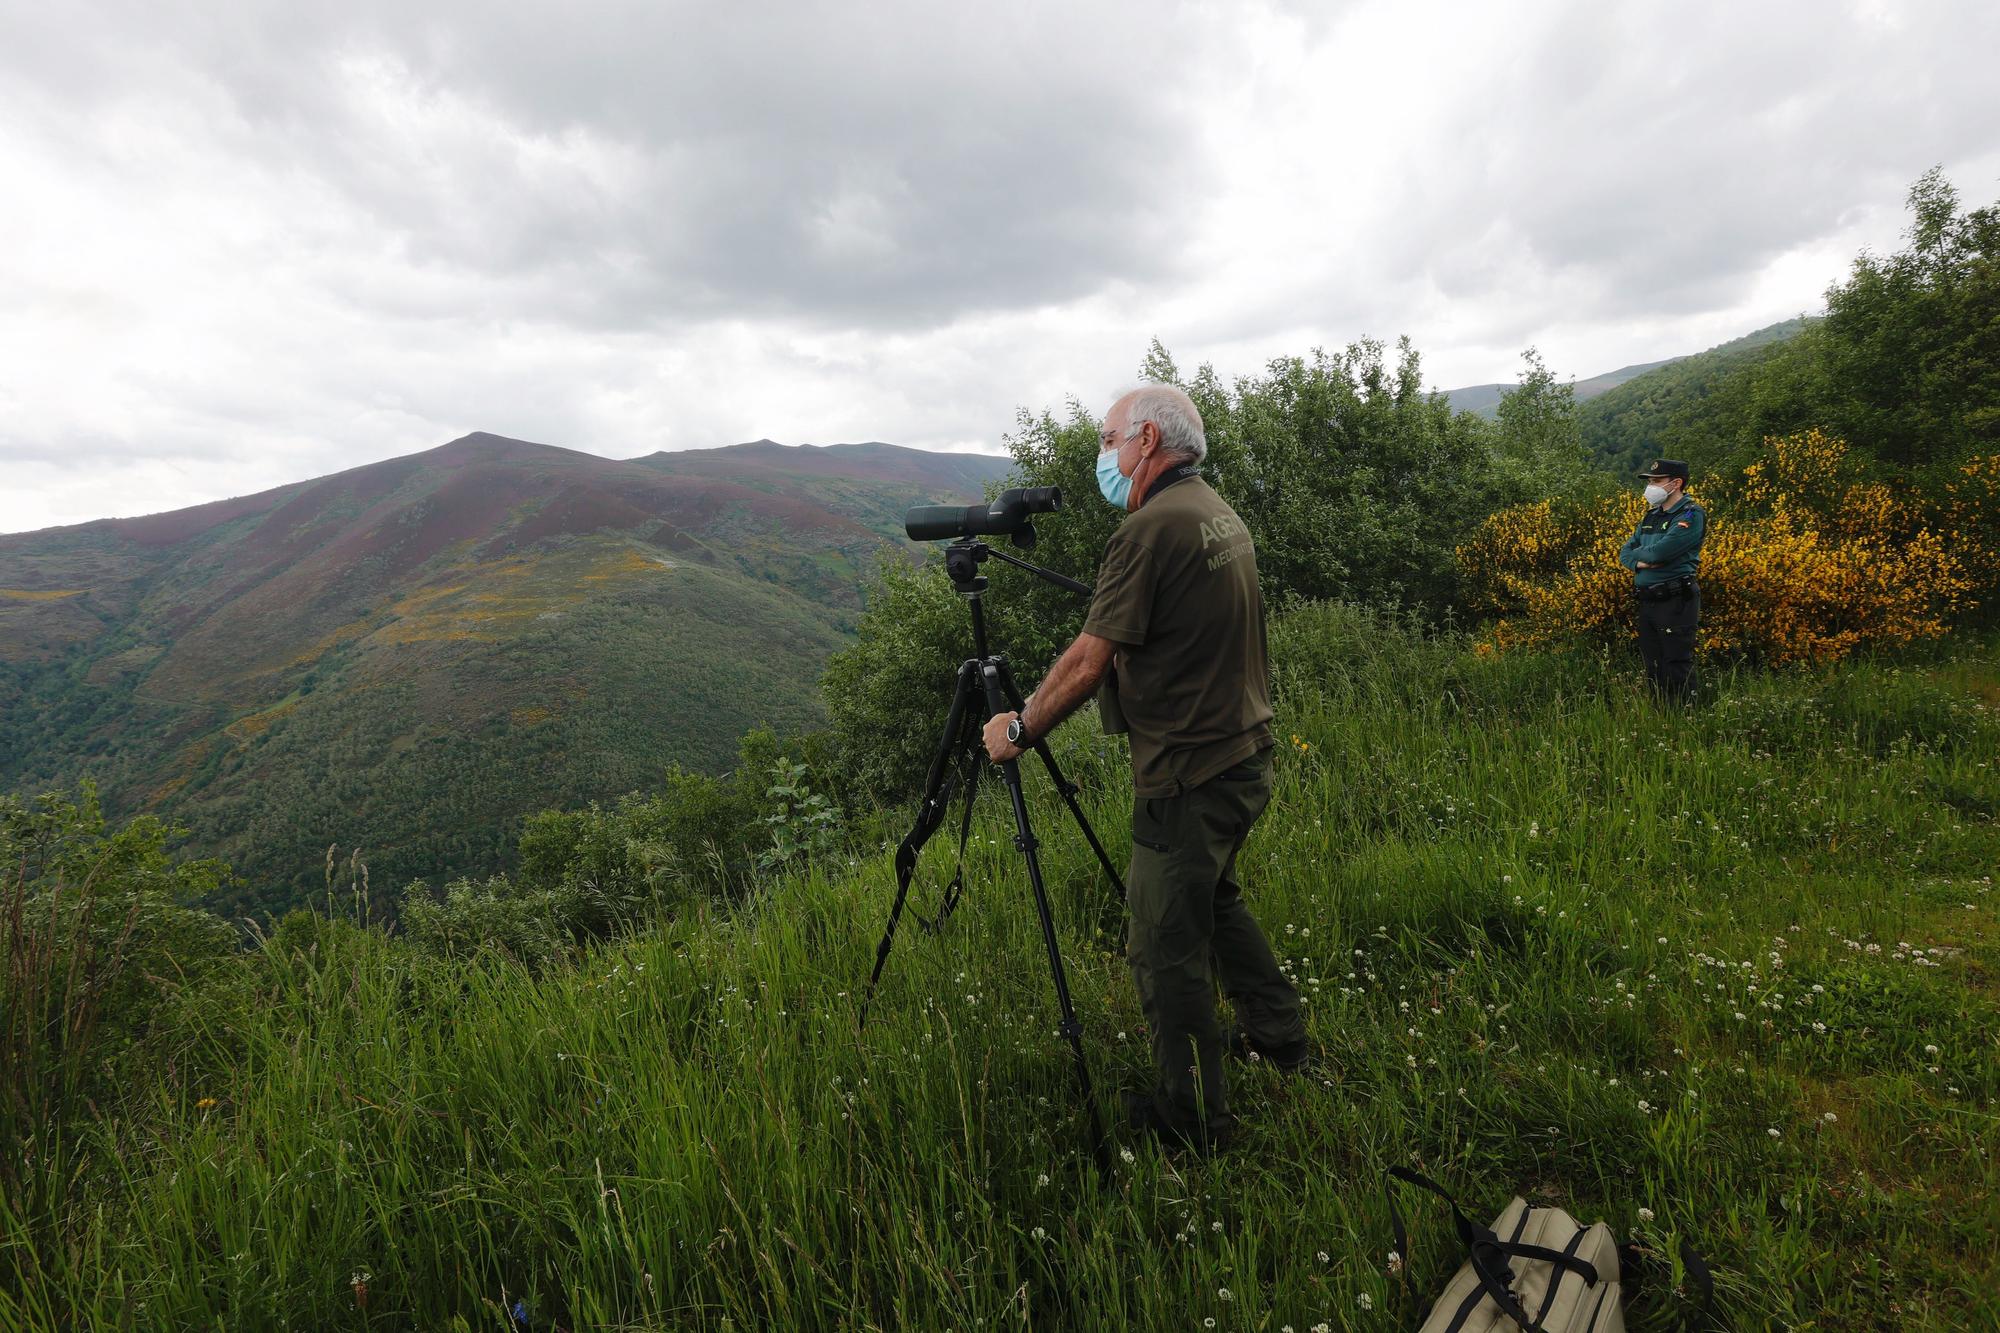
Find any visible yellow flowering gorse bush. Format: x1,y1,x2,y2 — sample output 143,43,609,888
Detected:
1460,431,1991,666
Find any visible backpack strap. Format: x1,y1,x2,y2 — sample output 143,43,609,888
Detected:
1386,1166,1482,1270
1387,1168,1601,1333
910,748,980,934
1528,1220,1601,1327
1679,1238,1717,1328
1482,1237,1599,1288
1617,1234,1719,1329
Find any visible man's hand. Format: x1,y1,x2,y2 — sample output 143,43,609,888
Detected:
981,632,1117,765
983,711,1024,764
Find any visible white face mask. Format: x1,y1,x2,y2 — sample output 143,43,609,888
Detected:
1644,482,1671,506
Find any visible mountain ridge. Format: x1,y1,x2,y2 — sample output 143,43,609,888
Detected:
1437,319,1809,419
0,433,1013,913
1439,356,1680,418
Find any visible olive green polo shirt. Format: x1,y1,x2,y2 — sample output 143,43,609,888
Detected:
1081,475,1275,798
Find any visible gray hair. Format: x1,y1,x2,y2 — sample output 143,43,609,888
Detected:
1118,384,1207,465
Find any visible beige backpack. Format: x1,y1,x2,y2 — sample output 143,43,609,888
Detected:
1389,1167,1625,1332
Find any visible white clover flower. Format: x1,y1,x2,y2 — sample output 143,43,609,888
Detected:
1767,1127,1781,1139
1119,1148,1136,1165
1357,1293,1375,1310
1032,1226,1047,1241
1318,1250,1330,1263
1822,1112,1837,1123
1637,1207,1655,1223
1219,1287,1233,1302
1925,1043,1940,1056
1036,1173,1050,1188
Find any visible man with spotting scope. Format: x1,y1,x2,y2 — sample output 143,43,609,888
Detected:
982,384,1309,1153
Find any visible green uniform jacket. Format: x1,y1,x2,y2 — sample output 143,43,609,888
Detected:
1618,498,1707,588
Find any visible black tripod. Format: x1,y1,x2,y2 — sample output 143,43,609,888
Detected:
861,536,1129,1172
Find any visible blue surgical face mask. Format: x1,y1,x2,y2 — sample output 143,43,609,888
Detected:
1096,448,1132,509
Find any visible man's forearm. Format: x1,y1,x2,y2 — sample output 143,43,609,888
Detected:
1643,528,1701,565
1021,637,1114,738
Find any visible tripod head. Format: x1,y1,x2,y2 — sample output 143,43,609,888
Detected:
941,537,1094,601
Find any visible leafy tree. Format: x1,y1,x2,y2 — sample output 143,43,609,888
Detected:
1819,167,2000,468
1577,170,1998,480
1491,348,1593,499
1180,337,1493,615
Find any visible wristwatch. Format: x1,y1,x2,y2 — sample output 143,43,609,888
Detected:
1006,715,1034,748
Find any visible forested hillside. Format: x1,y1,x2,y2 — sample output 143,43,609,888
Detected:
0,434,1008,915
1443,354,1679,418
1577,170,1999,480
1577,319,1810,473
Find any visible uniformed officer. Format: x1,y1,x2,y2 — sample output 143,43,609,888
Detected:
982,383,1307,1153
1617,458,1707,702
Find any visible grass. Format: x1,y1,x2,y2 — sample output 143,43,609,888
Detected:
5,610,1996,1330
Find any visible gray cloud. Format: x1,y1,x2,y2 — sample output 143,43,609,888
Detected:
2,0,1997,532
1385,0,2000,334
2,1,1217,331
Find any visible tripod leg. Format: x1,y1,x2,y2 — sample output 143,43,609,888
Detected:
861,660,980,1029
996,660,1128,901
981,662,1112,1175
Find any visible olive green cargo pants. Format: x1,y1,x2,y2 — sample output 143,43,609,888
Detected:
1126,745,1304,1141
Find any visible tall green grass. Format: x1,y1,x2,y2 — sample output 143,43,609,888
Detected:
5,608,1996,1330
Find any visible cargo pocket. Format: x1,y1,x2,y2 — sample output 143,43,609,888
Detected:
1132,795,1175,853
1127,795,1186,941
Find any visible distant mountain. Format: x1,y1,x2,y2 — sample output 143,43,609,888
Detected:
0,433,1011,915
1577,318,1812,473
1440,357,1681,418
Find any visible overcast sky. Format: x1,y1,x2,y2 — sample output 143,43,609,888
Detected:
3,0,1996,533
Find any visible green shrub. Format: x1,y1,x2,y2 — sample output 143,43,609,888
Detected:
396,875,576,971
1,785,240,1134
755,758,842,873
397,728,850,964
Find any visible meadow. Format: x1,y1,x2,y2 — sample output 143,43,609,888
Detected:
5,605,1997,1331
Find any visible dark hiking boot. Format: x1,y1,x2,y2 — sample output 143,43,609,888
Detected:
1224,1026,1316,1074
1121,1088,1234,1156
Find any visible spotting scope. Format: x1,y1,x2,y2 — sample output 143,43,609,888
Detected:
904,486,1060,544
